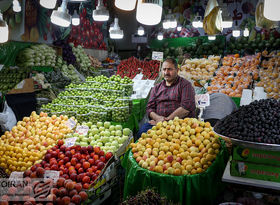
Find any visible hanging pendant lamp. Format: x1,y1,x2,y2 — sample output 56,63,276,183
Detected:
115,0,137,11
136,0,163,26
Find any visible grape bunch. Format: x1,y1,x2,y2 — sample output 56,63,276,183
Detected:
215,99,280,144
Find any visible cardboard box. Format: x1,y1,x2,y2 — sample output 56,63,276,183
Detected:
230,160,280,183
8,78,34,94
233,145,280,166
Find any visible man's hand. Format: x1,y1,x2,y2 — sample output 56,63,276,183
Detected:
149,116,166,126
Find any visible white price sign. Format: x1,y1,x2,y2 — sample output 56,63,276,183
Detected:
64,137,77,147
195,94,210,107
44,170,60,183
75,125,89,136
65,118,76,129
152,51,164,61
9,172,23,181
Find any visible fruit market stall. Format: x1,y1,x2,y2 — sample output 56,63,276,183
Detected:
122,117,229,204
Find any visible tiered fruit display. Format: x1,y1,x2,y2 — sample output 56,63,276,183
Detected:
41,75,133,123
53,40,77,66
207,53,260,97
0,67,30,94
66,121,131,154
131,117,221,176
256,51,280,99
0,112,73,174
215,99,280,144
16,44,57,68
180,56,220,84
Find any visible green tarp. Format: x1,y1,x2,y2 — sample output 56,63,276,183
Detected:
122,139,229,205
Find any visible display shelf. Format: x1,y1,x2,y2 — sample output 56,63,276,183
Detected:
222,160,280,190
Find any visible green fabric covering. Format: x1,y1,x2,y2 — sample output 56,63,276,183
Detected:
150,35,226,49
231,97,241,108
122,139,229,204
0,41,33,66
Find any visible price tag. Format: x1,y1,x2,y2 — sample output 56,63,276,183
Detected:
64,137,77,147
15,80,25,89
65,118,76,129
9,172,23,181
195,94,210,107
75,125,89,136
44,170,60,183
152,51,164,61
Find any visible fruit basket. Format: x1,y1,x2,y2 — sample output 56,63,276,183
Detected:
112,106,130,122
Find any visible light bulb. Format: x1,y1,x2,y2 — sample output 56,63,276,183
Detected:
232,29,240,37
137,26,144,36
13,0,21,12
115,0,137,11
169,16,177,29
93,0,109,21
40,0,57,9
72,10,80,26
157,32,163,40
177,24,182,31
192,15,203,28
208,35,216,40
51,0,71,27
0,12,8,43
243,27,249,37
110,18,124,39
264,0,280,21
136,0,163,26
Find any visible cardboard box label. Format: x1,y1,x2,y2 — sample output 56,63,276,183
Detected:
231,160,280,182
233,145,280,166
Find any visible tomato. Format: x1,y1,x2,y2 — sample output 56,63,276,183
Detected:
97,33,103,41
86,19,90,27
94,28,100,36
93,41,98,48
89,39,93,47
82,8,87,17
84,41,89,48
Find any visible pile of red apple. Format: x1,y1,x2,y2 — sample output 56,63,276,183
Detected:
26,140,113,189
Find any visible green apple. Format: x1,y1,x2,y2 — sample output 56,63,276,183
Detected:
90,141,96,146
110,130,116,136
81,137,89,142
115,125,122,130
111,140,119,148
109,125,115,131
91,125,97,129
104,121,111,129
116,130,122,137
104,130,110,137
80,142,88,147
97,122,103,128
99,126,105,132
86,122,92,127
102,137,109,143
97,142,103,147
123,128,131,136
91,128,99,135
93,134,100,140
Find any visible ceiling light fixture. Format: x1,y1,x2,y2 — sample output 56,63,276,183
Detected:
40,0,57,9
162,19,170,29
232,21,240,37
51,0,71,27
157,32,163,40
109,22,114,32
243,27,249,37
192,13,203,28
264,0,280,21
92,0,109,22
72,10,80,26
115,0,137,11
13,0,21,12
136,0,163,26
110,18,124,39
169,15,177,29
177,23,182,31
0,11,8,43
137,26,145,36
208,35,216,40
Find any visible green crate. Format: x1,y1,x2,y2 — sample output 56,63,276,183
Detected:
231,97,240,108
233,145,280,166
230,160,280,183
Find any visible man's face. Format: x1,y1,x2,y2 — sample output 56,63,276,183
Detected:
162,61,178,83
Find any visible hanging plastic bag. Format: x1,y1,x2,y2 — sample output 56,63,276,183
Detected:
0,102,17,131
255,0,278,29
203,0,222,35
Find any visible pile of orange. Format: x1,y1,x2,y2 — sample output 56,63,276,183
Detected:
257,51,280,99
207,53,261,97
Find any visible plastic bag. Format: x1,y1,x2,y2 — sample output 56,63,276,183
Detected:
0,102,17,131
255,0,278,29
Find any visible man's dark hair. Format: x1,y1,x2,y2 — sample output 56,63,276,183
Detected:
164,58,178,69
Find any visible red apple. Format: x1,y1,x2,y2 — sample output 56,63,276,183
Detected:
83,183,90,189
64,157,70,163
56,178,65,188
80,147,87,154
71,195,81,204
75,163,82,170
44,153,52,162
91,166,97,172
105,152,113,161
93,155,99,161
58,187,67,197
70,149,76,155
44,163,50,168
83,162,90,170
71,158,78,166
94,147,100,154
100,156,106,163
99,150,105,157
79,191,88,201
82,176,90,184
87,146,93,153
30,165,37,172
97,162,105,170
60,145,66,152
51,164,58,171
65,151,72,158
36,167,45,177
59,153,65,159
65,162,71,168
69,189,78,197
65,181,75,191
51,151,58,158
74,145,81,151
70,173,77,181
167,155,173,163
78,168,84,174
23,170,31,177
74,183,82,192
57,139,64,147
87,168,93,173
58,160,64,166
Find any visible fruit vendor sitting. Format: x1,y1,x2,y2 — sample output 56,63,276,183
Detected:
137,58,196,139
